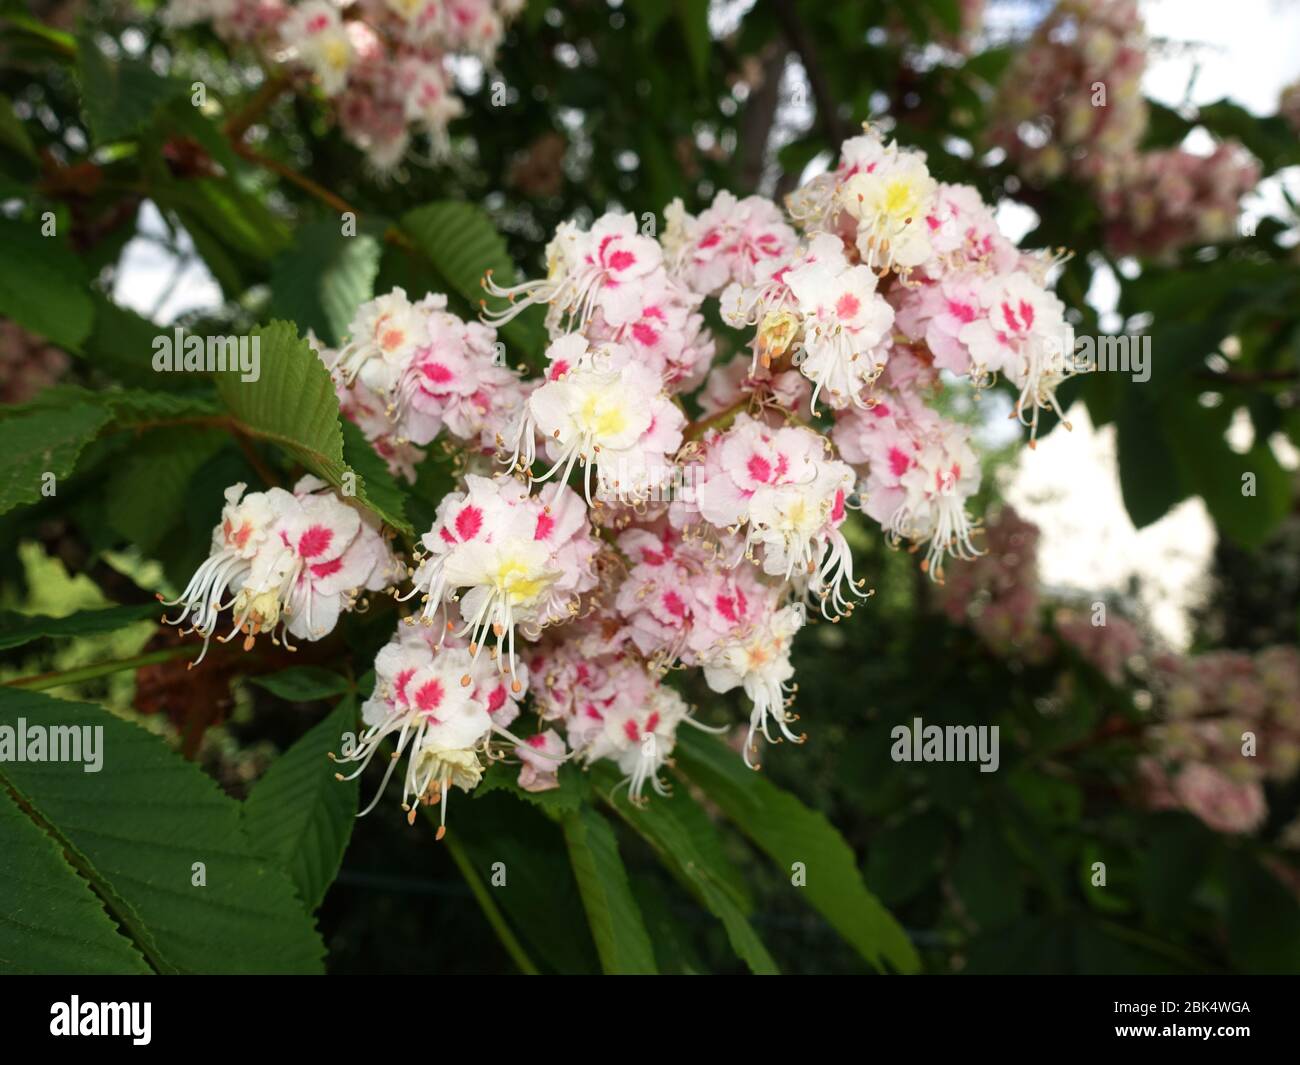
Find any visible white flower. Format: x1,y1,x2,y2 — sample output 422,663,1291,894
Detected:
703,604,805,769
838,138,938,272
785,236,895,409
519,337,685,504
330,288,428,391
282,2,354,98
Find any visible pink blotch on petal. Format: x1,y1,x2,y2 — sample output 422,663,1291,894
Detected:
455,505,483,541
298,525,334,559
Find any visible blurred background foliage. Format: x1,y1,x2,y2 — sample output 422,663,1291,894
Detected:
2,0,1299,974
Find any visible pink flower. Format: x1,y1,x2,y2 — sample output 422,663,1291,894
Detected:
516,729,566,792
519,336,685,504
1172,763,1267,836
484,212,664,336
664,190,797,295
161,477,396,660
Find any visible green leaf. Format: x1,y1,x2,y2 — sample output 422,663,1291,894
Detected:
0,402,110,517
1165,420,1290,550
0,604,159,651
963,45,1014,85
863,810,947,906
105,429,227,551
242,696,359,910
340,419,408,535
82,296,174,385
927,0,962,35
270,222,382,347
75,31,184,144
0,688,326,973
1136,814,1213,926
154,176,290,261
0,218,94,350
1115,390,1187,529
249,666,351,702
0,785,151,974
675,0,710,86
676,729,920,973
401,201,546,364
1198,98,1300,175
953,816,1024,929
0,94,36,161
216,320,411,533
475,760,591,814
595,768,779,974
560,805,657,974
1224,851,1300,974
95,386,219,426
453,790,600,974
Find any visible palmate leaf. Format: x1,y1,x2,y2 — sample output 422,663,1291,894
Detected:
0,785,151,974
75,30,185,144
340,419,409,535
475,760,591,814
0,688,325,974
0,218,94,351
105,429,227,552
401,201,547,365
0,402,110,517
1115,389,1187,530
676,728,920,974
270,221,382,347
453,790,601,975
0,94,36,162
593,766,779,974
560,805,658,974
0,604,159,651
0,386,223,528
216,320,413,534
151,177,290,262
675,0,710,87
242,696,359,911
249,667,351,702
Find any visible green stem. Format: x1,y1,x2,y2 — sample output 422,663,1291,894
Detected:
3,645,198,692
438,822,540,975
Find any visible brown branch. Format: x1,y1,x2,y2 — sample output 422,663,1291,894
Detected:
111,414,282,489
1198,368,1300,387
230,141,355,216
684,395,751,442
738,39,790,193
223,73,292,141
773,0,851,148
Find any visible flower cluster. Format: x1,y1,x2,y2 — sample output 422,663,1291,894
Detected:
1097,143,1261,259
936,505,1050,656
174,128,1073,829
314,289,529,478
1141,646,1300,835
988,0,1259,259
161,475,398,661
988,0,1148,185
939,508,1300,837
164,0,522,168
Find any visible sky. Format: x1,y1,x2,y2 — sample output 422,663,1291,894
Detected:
109,0,1300,647
1002,0,1300,648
